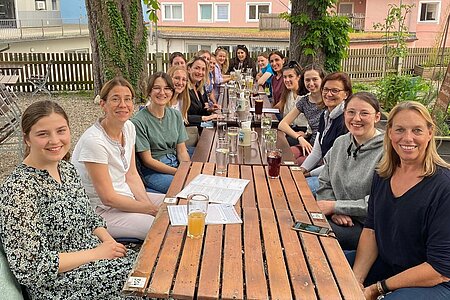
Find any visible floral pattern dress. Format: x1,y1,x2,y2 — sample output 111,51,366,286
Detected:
0,161,137,299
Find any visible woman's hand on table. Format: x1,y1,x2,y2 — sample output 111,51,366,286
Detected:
297,136,312,156
202,114,223,122
364,284,380,300
94,240,127,260
331,214,354,226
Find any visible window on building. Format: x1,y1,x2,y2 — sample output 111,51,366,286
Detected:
215,3,230,22
339,3,353,15
419,2,440,22
247,3,270,22
51,0,57,10
187,44,212,54
162,3,183,21
199,3,213,21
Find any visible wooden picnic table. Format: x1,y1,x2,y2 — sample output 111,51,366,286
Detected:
191,127,295,165
122,161,365,299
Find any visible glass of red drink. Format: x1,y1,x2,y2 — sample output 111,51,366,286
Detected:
267,149,282,179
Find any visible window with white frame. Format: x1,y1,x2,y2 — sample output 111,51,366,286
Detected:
246,3,270,22
187,44,212,54
198,3,230,22
162,3,183,21
199,3,213,22
215,3,230,22
418,1,440,22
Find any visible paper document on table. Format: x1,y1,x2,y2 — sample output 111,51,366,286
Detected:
168,204,242,226
249,107,279,113
176,174,250,205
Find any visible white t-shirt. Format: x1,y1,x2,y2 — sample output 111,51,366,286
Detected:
284,92,308,127
71,120,136,210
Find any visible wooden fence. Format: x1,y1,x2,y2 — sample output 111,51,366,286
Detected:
1,48,449,92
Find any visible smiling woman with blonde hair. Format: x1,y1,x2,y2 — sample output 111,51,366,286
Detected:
349,101,450,299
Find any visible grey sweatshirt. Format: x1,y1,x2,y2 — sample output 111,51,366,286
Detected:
316,131,384,224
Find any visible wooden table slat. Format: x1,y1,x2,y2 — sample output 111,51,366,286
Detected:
191,128,215,162
123,162,365,299
259,208,292,299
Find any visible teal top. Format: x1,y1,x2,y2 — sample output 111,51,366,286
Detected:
132,106,188,160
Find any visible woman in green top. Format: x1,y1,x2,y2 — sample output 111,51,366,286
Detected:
132,72,190,194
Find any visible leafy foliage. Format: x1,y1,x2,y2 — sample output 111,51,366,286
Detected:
373,4,414,73
96,0,148,96
376,75,431,111
143,0,160,24
282,0,351,72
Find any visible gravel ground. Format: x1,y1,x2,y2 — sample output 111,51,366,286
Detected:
1,92,101,182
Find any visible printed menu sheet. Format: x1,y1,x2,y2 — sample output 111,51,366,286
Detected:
175,174,250,205
168,204,242,226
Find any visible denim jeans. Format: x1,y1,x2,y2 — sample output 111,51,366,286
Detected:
140,153,179,194
306,176,319,197
345,250,450,299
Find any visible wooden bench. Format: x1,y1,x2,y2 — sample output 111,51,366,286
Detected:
122,161,365,299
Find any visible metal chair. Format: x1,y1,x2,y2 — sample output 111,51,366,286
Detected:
28,60,52,97
0,83,23,161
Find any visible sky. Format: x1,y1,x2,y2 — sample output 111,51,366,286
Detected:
60,0,150,23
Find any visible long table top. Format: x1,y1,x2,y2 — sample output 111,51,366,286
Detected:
192,127,295,165
122,161,365,299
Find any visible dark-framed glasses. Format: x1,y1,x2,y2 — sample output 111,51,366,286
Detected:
322,88,345,95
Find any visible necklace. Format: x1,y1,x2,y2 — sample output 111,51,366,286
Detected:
147,107,165,123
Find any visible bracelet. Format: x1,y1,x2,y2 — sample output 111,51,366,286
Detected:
376,281,384,295
380,279,390,294
296,135,303,140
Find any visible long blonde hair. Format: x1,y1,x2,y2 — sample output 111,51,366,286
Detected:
168,66,191,124
187,56,208,93
378,101,450,178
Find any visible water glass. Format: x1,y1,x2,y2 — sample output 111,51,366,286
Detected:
217,115,227,140
187,193,209,239
267,149,282,179
261,115,272,130
215,140,230,174
227,127,239,156
263,128,277,152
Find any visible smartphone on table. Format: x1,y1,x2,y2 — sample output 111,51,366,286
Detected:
291,221,331,237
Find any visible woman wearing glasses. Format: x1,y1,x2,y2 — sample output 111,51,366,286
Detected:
279,64,325,162
299,72,352,195
72,77,162,240
227,45,257,77
268,51,286,106
168,66,190,124
187,56,220,127
316,92,383,250
132,72,190,194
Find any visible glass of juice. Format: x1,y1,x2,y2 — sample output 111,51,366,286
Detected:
187,193,209,239
267,149,282,179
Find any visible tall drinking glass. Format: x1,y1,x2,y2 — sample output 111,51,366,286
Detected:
227,127,239,156
215,140,229,174
187,193,209,239
217,114,227,140
267,149,282,179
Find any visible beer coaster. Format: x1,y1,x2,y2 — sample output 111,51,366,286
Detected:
164,197,177,204
127,276,147,288
290,166,302,171
284,161,295,165
310,212,325,220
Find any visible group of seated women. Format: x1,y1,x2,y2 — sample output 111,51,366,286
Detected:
1,47,449,299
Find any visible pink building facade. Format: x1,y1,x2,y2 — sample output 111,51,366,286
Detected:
157,0,290,27
337,0,450,47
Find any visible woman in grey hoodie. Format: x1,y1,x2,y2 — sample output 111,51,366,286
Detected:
316,92,384,250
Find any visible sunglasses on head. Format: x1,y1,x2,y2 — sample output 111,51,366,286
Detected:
237,45,247,49
287,60,300,68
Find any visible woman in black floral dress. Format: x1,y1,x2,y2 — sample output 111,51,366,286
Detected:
0,100,137,299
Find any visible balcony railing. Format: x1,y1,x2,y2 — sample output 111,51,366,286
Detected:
259,13,290,31
0,18,89,41
338,13,365,31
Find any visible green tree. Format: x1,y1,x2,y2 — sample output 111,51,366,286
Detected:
85,0,158,98
283,0,350,71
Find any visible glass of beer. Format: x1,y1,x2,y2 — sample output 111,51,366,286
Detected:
187,193,209,239
267,149,282,179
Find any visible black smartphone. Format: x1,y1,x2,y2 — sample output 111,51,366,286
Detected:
292,221,331,236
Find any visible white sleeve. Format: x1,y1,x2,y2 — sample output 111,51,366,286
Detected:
77,136,108,165
301,134,322,172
